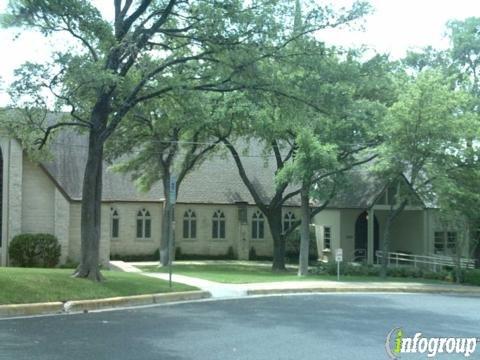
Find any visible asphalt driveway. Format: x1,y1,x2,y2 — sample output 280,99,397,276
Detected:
0,293,479,360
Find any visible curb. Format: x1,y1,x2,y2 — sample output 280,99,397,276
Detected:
0,302,64,317
246,286,480,296
0,291,210,318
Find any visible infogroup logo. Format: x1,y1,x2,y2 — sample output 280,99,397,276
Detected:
385,327,478,359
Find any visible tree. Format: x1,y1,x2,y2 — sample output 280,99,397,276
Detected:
444,17,480,266
2,0,335,280
218,44,393,271
375,70,468,277
276,130,338,276
106,91,221,266
434,181,480,281
273,50,391,275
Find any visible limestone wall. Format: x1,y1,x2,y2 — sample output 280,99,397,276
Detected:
21,157,55,234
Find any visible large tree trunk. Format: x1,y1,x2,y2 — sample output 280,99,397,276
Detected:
298,186,310,276
73,130,105,282
159,174,171,266
268,207,286,271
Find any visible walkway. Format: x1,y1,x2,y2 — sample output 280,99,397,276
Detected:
143,272,248,298
111,261,480,299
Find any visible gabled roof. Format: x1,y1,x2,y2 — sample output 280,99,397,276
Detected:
41,131,301,205
39,129,431,209
326,170,386,209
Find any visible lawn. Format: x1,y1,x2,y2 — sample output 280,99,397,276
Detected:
0,267,196,304
140,264,446,284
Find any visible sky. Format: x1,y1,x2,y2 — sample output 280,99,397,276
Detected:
0,0,480,106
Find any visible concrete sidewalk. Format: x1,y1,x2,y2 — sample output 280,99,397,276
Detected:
143,273,247,298
128,260,296,269
122,261,480,299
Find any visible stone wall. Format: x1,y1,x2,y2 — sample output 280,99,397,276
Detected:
21,157,55,234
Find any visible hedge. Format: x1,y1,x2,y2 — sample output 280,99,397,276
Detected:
9,233,61,268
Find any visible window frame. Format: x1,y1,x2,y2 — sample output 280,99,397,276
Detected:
110,208,120,240
323,226,331,250
136,208,152,240
251,210,265,240
434,231,457,254
212,210,226,239
283,211,296,233
183,209,197,239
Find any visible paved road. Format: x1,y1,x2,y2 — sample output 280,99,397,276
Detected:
1,293,479,360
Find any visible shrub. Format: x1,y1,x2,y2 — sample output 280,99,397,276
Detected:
387,267,423,279
285,226,318,262
422,270,450,281
59,257,79,269
463,269,480,286
174,247,238,261
249,247,257,260
226,246,236,260
110,249,159,262
9,233,61,268
175,246,182,260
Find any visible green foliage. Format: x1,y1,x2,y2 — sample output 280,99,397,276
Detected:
110,249,159,262
58,257,80,269
226,246,236,260
173,246,236,261
463,269,480,286
312,263,453,281
249,247,257,261
9,233,61,268
313,263,380,276
285,226,318,261
375,70,468,188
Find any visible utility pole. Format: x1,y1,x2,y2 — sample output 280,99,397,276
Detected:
168,175,177,288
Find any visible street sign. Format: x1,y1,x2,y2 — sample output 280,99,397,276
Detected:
335,248,343,263
169,175,177,205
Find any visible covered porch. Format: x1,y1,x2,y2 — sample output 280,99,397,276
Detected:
346,205,431,265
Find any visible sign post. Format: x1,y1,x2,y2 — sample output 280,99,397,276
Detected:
168,175,177,288
335,248,343,281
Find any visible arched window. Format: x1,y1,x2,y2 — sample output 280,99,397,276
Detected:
212,210,226,239
183,210,196,239
283,211,296,233
136,209,151,239
252,210,265,239
111,208,120,239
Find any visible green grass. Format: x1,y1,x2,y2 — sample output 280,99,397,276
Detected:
140,264,447,284
0,267,196,304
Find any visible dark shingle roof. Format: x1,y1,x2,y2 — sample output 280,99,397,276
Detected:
41,130,406,208
42,131,163,202
42,131,301,205
327,170,386,209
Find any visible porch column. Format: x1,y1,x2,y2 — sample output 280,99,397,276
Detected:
367,209,374,264
423,209,429,255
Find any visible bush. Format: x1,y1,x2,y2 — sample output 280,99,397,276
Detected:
9,233,61,268
387,267,423,279
249,247,257,260
175,246,182,260
110,249,159,262
226,246,236,260
463,269,480,286
58,257,79,269
174,246,237,261
285,226,318,262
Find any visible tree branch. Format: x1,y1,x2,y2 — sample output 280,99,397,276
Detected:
35,121,90,149
221,137,268,214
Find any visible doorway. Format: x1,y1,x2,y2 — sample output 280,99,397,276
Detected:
354,211,379,255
